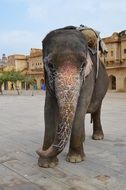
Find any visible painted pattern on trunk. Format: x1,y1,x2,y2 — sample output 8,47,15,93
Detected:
53,61,81,152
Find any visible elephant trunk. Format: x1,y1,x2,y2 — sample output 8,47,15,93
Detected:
37,62,82,158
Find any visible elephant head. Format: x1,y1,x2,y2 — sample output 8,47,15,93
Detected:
37,28,93,158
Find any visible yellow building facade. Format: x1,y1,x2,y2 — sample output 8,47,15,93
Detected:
26,48,44,89
101,30,126,91
0,48,44,90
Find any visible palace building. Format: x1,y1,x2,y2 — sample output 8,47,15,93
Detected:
0,48,44,90
101,30,126,91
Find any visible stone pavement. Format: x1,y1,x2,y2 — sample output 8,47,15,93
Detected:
0,91,126,190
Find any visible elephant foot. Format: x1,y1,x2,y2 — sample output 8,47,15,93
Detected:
92,131,104,140
66,149,85,163
38,156,58,168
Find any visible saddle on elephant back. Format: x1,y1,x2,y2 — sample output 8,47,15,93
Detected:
77,25,108,54
76,25,108,79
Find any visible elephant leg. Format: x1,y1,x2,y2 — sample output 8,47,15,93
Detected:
91,103,104,140
37,91,59,168
66,98,86,163
66,118,85,163
67,77,94,163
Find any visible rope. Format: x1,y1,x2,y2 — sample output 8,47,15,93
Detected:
96,34,100,79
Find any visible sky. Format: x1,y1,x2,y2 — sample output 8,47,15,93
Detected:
0,0,126,56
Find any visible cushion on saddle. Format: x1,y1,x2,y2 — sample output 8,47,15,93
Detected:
80,29,97,49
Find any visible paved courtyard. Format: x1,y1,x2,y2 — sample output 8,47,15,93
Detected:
0,91,126,190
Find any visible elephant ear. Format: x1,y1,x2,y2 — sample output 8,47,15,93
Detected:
85,52,93,77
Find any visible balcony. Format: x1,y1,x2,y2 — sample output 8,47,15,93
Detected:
105,61,126,69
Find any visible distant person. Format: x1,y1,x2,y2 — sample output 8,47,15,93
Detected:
41,83,46,91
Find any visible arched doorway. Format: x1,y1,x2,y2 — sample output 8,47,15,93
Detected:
21,81,25,90
109,75,116,90
26,83,30,90
40,78,45,89
4,81,8,90
124,77,126,91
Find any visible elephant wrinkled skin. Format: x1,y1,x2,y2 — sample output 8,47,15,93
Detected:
37,27,109,168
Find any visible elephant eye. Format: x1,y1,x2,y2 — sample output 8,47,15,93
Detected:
80,55,86,75
80,62,85,73
48,62,54,69
79,53,86,65
80,57,86,69
44,56,54,70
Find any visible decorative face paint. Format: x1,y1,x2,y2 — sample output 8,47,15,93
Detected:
53,62,81,152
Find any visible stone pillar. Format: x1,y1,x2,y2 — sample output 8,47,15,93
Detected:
124,78,126,91
16,81,22,90
116,76,125,92
38,79,42,90
8,81,12,90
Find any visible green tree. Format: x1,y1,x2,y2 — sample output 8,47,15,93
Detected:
0,74,4,94
0,72,9,95
7,70,24,95
23,75,36,96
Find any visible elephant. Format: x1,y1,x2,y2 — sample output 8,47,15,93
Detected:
37,26,109,168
